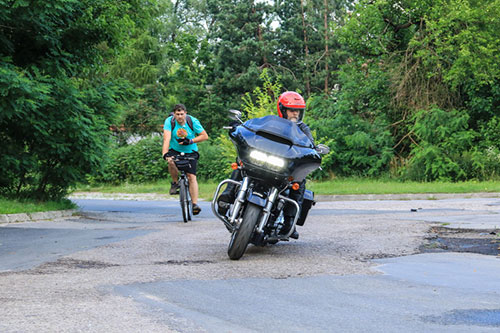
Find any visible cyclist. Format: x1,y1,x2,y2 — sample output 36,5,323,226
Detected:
163,104,208,215
217,91,314,238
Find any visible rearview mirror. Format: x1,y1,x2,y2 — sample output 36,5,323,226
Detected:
228,109,243,122
315,144,330,155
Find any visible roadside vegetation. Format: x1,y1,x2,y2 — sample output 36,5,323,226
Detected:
0,198,76,215
306,179,500,195
74,179,500,199
1,1,498,207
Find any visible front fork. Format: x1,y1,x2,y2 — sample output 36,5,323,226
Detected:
212,177,300,239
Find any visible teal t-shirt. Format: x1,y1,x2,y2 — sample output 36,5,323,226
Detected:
163,115,205,153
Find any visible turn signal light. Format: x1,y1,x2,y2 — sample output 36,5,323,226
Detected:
292,182,300,191
231,162,238,170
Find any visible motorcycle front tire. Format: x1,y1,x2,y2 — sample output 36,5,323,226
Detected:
227,202,260,260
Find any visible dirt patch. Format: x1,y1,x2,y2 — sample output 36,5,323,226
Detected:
154,260,215,265
421,226,500,256
26,258,120,275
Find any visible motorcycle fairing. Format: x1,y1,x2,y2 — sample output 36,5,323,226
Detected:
230,116,321,182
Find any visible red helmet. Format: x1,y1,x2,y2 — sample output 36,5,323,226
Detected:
277,91,306,122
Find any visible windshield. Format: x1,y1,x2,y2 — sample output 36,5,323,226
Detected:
242,115,314,148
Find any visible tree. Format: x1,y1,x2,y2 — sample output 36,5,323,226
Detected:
274,0,351,97
336,0,500,179
206,0,274,102
0,0,146,199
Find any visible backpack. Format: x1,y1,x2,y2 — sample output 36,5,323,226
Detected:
170,114,194,132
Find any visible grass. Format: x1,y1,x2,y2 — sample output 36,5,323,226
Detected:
74,180,219,200
306,179,500,195
74,178,500,199
0,198,76,215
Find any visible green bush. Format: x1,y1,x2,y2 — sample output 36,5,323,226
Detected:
197,138,233,181
89,136,168,184
308,96,394,178
88,135,231,184
402,108,500,181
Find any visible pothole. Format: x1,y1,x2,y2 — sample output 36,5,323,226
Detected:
421,227,499,256
28,258,119,274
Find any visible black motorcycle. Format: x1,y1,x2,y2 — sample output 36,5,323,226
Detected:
211,110,330,260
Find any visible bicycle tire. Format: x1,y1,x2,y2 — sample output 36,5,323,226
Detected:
179,178,189,223
186,179,192,221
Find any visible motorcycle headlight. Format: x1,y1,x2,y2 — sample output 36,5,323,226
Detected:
249,150,286,171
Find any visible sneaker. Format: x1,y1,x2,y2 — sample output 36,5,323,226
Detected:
169,182,179,195
192,204,201,215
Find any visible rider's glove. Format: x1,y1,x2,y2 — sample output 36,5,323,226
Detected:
177,138,193,145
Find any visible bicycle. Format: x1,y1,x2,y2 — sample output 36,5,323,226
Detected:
172,154,195,223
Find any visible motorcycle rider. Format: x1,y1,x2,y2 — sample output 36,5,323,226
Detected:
217,91,314,239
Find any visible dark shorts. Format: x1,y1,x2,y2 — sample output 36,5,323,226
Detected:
168,149,199,175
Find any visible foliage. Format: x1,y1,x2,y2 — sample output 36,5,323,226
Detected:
2,0,500,198
275,0,352,95
207,0,274,102
334,0,500,180
0,0,148,199
402,108,500,181
116,83,166,141
242,69,283,119
308,93,394,178
197,138,232,181
212,70,282,181
88,135,231,184
88,136,167,184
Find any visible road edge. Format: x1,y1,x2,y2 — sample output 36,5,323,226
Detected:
0,209,78,225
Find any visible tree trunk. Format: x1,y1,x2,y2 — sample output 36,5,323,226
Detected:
301,0,311,96
254,7,268,65
171,0,180,42
323,0,329,94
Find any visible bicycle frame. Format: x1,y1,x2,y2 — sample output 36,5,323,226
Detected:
173,155,195,222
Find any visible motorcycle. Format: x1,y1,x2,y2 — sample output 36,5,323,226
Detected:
211,110,330,260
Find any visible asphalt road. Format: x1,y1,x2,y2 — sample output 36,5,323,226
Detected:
1,197,499,332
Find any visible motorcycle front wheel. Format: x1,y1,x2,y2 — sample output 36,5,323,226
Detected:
227,202,260,260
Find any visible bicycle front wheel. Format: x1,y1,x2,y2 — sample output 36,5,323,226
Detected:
186,181,192,221
179,179,189,223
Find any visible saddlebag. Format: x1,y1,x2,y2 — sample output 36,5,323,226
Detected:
175,159,191,172
296,190,315,226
